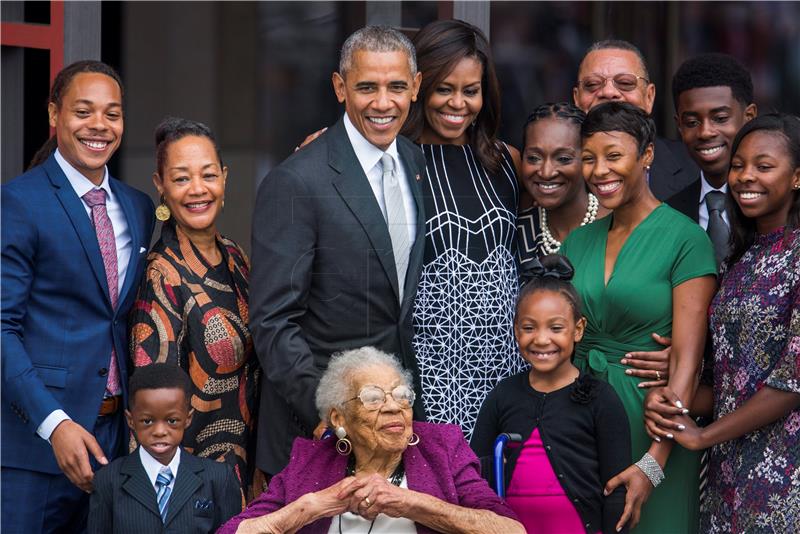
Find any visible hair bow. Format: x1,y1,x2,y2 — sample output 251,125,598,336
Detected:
519,255,574,284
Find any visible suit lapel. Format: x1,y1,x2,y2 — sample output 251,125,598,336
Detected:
164,453,203,526
120,451,162,520
110,178,141,309
397,140,426,318
652,138,685,199
44,156,112,308
328,120,400,299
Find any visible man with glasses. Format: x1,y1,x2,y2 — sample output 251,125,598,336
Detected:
573,40,698,200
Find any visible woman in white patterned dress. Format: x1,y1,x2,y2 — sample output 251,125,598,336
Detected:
400,19,526,439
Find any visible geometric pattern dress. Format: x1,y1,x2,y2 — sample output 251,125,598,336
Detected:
129,221,259,493
413,143,526,440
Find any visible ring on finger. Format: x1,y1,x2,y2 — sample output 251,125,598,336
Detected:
655,371,661,380
363,497,371,507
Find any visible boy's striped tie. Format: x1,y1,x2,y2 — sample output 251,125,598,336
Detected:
155,467,174,523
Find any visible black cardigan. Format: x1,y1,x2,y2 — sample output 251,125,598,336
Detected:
471,371,631,534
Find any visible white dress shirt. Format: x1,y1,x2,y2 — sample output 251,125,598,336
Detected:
343,113,417,243
139,446,181,494
36,150,133,441
698,171,730,231
55,148,132,291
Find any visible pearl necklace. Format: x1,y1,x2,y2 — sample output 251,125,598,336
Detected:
539,193,599,255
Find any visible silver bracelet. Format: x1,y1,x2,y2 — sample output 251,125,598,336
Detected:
634,452,665,488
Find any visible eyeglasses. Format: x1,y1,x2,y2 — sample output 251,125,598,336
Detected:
578,73,649,94
346,385,416,411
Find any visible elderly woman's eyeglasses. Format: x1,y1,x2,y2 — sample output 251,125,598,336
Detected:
347,385,416,411
578,73,649,94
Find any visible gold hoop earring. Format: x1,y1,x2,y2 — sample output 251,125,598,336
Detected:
408,433,420,446
335,426,352,455
155,195,171,221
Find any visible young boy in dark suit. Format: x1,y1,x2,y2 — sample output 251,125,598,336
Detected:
88,364,241,533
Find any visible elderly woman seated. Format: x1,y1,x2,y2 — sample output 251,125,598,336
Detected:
220,347,523,534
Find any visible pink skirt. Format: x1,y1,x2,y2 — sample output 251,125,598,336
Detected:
505,428,590,534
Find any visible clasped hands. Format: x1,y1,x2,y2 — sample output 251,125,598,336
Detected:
643,386,707,450
237,474,412,534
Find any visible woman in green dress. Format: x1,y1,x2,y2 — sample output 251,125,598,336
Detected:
561,102,717,533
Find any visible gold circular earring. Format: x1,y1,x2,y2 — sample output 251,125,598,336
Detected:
335,426,352,455
155,195,171,221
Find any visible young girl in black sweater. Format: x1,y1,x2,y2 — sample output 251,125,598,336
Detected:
472,254,631,533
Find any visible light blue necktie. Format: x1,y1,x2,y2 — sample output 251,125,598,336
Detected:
380,153,410,301
155,466,174,523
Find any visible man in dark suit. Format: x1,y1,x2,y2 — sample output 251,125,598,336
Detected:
573,39,699,200
1,61,154,531
667,53,757,266
88,364,241,533
250,26,427,476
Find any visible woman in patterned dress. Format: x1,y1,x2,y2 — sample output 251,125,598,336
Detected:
399,19,525,439
645,113,800,533
129,117,259,497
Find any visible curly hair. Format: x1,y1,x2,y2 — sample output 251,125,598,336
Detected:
315,347,413,424
671,53,753,110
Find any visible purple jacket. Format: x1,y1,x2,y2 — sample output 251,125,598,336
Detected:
218,422,516,533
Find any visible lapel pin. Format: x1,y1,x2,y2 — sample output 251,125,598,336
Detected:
415,174,421,181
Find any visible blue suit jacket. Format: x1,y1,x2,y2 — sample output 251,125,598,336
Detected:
1,154,154,474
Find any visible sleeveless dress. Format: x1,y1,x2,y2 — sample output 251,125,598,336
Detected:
413,143,525,439
561,204,717,533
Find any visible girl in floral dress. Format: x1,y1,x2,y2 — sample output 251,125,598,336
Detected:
644,113,800,533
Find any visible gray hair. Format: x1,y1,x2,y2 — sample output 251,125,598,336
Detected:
339,25,417,77
582,39,650,81
315,346,413,424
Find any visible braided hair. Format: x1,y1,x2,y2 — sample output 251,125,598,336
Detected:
522,102,586,148
28,60,123,170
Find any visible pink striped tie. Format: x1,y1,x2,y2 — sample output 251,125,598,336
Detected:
83,189,121,396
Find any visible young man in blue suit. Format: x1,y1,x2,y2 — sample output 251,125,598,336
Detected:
1,61,155,532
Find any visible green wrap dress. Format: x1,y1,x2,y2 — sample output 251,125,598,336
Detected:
561,204,716,533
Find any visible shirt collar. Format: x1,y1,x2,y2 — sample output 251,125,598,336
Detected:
698,170,727,204
138,446,181,488
343,113,400,176
55,148,112,200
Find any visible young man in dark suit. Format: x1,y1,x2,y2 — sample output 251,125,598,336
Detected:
249,26,427,476
667,53,757,266
1,61,154,532
88,365,241,533
573,39,699,201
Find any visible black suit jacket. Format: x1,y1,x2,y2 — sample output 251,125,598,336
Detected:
88,449,241,534
649,137,699,201
250,117,428,474
666,177,702,223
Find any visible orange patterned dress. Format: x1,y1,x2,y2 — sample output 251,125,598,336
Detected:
129,221,259,491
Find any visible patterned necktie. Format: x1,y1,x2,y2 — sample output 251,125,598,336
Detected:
705,190,730,268
380,153,410,301
155,466,174,523
82,189,121,396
